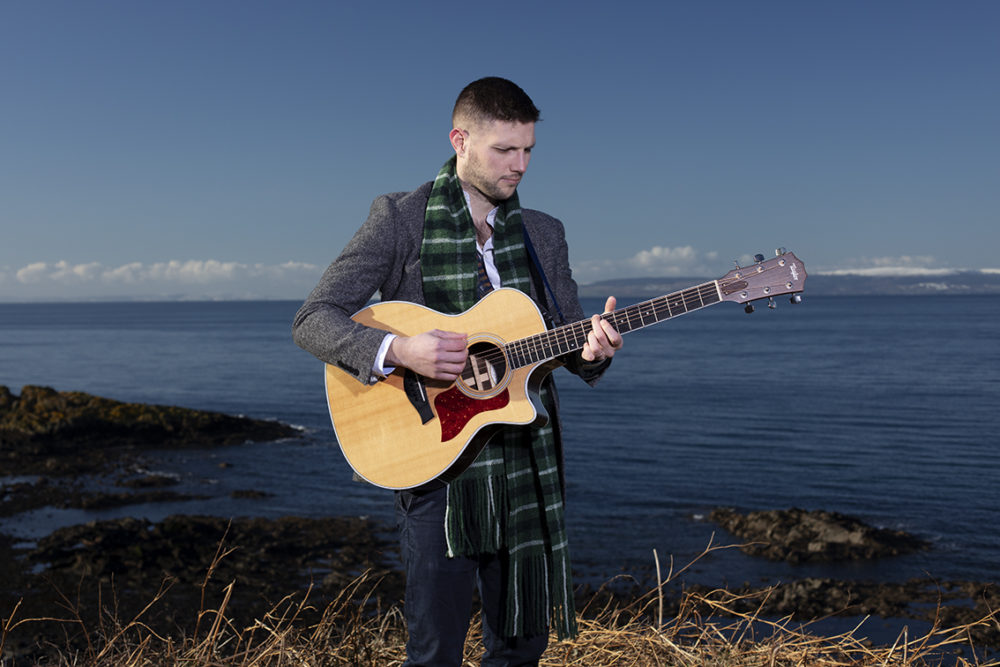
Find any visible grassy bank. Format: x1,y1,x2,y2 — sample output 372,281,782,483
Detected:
3,546,997,666
3,576,997,666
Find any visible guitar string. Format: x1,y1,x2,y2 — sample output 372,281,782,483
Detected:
459,281,722,381
465,282,720,373
457,260,796,383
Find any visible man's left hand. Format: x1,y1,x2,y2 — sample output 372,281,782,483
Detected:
581,296,623,363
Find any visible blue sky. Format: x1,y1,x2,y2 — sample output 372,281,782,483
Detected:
2,1,997,301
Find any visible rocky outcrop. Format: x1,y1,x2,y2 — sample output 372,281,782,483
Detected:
697,509,1000,644
0,385,299,474
27,514,399,597
708,507,930,563
0,514,403,659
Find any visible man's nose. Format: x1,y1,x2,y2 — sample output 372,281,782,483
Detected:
512,151,530,173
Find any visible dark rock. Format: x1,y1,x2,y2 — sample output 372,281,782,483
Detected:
1,476,72,516
230,488,275,499
708,507,931,563
0,385,299,475
68,489,208,510
0,476,207,516
117,472,180,488
27,514,397,594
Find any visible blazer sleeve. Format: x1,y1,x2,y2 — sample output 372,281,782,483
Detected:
292,188,426,385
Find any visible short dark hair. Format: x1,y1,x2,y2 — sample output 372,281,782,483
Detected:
452,77,540,127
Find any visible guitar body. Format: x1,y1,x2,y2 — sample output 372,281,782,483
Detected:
324,288,555,490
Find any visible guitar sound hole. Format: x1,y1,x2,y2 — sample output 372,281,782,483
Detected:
460,342,507,393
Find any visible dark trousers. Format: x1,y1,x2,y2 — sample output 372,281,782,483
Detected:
395,486,548,667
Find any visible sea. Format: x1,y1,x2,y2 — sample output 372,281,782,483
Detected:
2,294,998,640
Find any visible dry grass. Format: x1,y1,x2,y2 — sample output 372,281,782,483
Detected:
551,582,999,666
2,542,997,666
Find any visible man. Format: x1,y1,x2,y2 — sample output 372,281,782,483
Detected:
293,77,622,666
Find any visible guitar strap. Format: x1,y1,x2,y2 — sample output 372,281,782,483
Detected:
522,224,568,328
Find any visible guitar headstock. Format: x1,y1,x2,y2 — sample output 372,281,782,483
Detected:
718,250,807,306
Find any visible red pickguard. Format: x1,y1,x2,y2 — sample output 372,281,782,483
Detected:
434,386,510,441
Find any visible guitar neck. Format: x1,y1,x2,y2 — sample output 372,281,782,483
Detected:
504,280,721,369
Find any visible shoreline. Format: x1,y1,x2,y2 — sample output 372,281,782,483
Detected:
3,466,998,654
2,386,998,656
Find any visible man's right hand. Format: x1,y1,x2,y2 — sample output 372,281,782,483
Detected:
386,330,469,381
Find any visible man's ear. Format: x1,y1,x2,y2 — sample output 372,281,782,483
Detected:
449,128,468,157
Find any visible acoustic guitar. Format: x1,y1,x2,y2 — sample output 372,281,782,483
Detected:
325,250,807,489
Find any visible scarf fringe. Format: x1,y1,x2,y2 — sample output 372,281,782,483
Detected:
445,472,507,555
551,554,579,640
502,550,578,640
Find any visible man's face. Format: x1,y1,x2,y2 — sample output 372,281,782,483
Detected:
456,120,535,203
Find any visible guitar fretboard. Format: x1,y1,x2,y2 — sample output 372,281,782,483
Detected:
505,281,721,369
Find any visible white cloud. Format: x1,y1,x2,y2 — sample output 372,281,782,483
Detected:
1,260,324,301
573,245,720,284
15,262,50,283
6,254,992,301
145,260,242,283
632,245,698,268
52,260,104,281
103,262,147,283
816,255,961,277
570,248,998,285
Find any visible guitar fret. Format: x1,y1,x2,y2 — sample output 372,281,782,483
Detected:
557,326,572,355
621,306,640,333
512,339,527,368
518,340,529,367
650,300,662,324
534,334,548,361
560,325,573,354
671,293,687,316
541,332,555,359
525,337,538,364
505,280,740,370
640,303,654,326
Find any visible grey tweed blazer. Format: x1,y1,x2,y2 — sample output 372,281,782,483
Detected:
292,181,609,388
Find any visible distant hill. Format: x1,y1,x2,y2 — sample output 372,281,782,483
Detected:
578,271,1000,298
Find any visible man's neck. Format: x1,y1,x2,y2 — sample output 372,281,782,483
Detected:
460,181,498,244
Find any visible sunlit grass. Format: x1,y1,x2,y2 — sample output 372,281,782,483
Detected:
3,540,997,666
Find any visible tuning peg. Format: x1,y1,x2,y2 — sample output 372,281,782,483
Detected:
790,294,802,304
744,303,755,314
768,297,777,310
754,253,765,263
776,247,786,256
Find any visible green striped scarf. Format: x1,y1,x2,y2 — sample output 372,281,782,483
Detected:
420,156,578,640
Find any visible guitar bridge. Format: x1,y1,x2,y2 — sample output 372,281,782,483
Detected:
403,369,434,425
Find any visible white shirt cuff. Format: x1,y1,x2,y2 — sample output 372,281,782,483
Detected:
372,333,397,378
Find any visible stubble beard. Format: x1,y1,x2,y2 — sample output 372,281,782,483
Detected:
462,155,517,204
